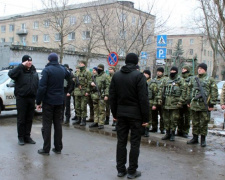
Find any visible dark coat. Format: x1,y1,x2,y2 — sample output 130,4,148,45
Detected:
8,64,39,98
109,64,149,123
36,61,70,105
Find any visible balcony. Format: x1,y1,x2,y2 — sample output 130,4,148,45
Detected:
16,29,28,35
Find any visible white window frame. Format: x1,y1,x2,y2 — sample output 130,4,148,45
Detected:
119,30,126,39
9,24,14,32
1,38,5,43
167,39,173,45
57,18,62,27
1,25,6,33
33,21,39,29
55,33,61,41
32,35,38,43
132,16,136,25
9,37,14,43
83,15,91,24
70,16,76,25
190,39,194,45
120,13,126,22
44,20,50,28
118,48,125,56
190,49,193,55
146,37,151,45
167,49,172,55
68,32,75,40
146,21,151,30
43,34,50,42
82,31,90,40
21,23,26,30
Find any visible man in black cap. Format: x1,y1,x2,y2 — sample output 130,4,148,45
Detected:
36,52,70,155
187,63,218,147
151,67,167,134
158,66,187,141
8,55,39,145
109,53,149,179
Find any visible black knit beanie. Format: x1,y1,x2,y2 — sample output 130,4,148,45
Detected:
157,67,164,73
22,55,32,62
48,53,58,62
198,63,207,71
125,53,139,65
143,70,151,77
170,66,178,73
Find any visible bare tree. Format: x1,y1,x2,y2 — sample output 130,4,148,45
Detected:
41,0,81,63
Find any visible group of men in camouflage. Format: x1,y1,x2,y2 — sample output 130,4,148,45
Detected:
63,60,218,148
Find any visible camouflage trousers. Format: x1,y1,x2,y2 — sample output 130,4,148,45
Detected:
75,95,88,118
178,105,191,134
152,105,164,131
93,99,106,125
88,96,94,120
105,100,110,117
163,109,180,131
191,110,210,136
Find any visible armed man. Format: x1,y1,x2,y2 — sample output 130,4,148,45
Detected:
105,66,116,126
89,64,110,129
158,66,187,141
151,67,167,134
187,63,218,147
177,65,193,138
73,61,91,126
143,70,158,137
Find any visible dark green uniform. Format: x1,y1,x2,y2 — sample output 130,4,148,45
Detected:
90,71,110,127
159,73,187,140
73,67,91,125
177,71,193,137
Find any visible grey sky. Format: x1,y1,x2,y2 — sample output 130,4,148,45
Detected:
0,0,199,28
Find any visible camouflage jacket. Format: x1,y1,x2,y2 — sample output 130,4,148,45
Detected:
158,74,187,110
181,72,193,104
220,83,225,105
154,75,168,101
188,73,218,111
147,78,158,106
90,71,110,100
73,68,91,96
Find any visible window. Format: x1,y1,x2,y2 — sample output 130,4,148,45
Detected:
1,25,6,33
208,51,210,56
68,32,75,40
44,19,50,28
118,48,125,56
1,38,5,43
167,39,173,45
190,39,194,45
204,49,206,56
43,34,50,42
33,21,39,29
55,33,61,41
178,39,182,45
70,16,76,25
119,13,126,22
210,51,212,57
21,23,26,30
57,18,62,26
32,35,38,43
167,49,172,55
138,18,142,26
83,15,91,23
9,24,14,32
119,30,126,39
9,37,14,43
132,16,136,25
82,31,90,39
146,37,151,45
146,21,151,30
190,49,193,55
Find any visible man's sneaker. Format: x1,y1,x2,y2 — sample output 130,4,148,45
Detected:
52,148,61,154
127,171,141,179
117,171,127,177
24,137,36,144
89,123,98,128
38,149,49,155
18,137,25,146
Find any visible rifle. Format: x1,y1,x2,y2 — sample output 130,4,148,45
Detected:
162,85,166,105
91,75,102,101
223,110,225,130
194,77,209,116
75,75,81,90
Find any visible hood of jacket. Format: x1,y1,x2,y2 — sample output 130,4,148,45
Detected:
120,64,137,73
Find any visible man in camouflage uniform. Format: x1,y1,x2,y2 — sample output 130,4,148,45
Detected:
73,61,91,126
105,66,116,126
177,65,193,137
151,67,167,134
89,64,110,129
143,70,158,137
220,83,225,110
187,63,218,147
159,66,187,141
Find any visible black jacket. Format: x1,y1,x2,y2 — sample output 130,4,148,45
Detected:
109,64,149,123
8,64,39,98
36,61,70,105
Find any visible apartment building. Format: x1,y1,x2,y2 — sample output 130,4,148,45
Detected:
0,0,155,69
165,33,214,76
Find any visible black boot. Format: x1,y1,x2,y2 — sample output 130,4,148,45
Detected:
187,134,199,144
162,130,170,140
104,116,109,125
80,117,86,126
18,137,25,146
170,131,175,141
144,127,149,137
73,117,81,125
89,122,98,128
149,128,157,133
201,135,206,147
63,117,70,125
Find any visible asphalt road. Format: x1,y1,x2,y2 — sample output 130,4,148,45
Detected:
0,115,225,180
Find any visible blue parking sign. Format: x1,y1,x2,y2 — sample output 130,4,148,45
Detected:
156,48,166,59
